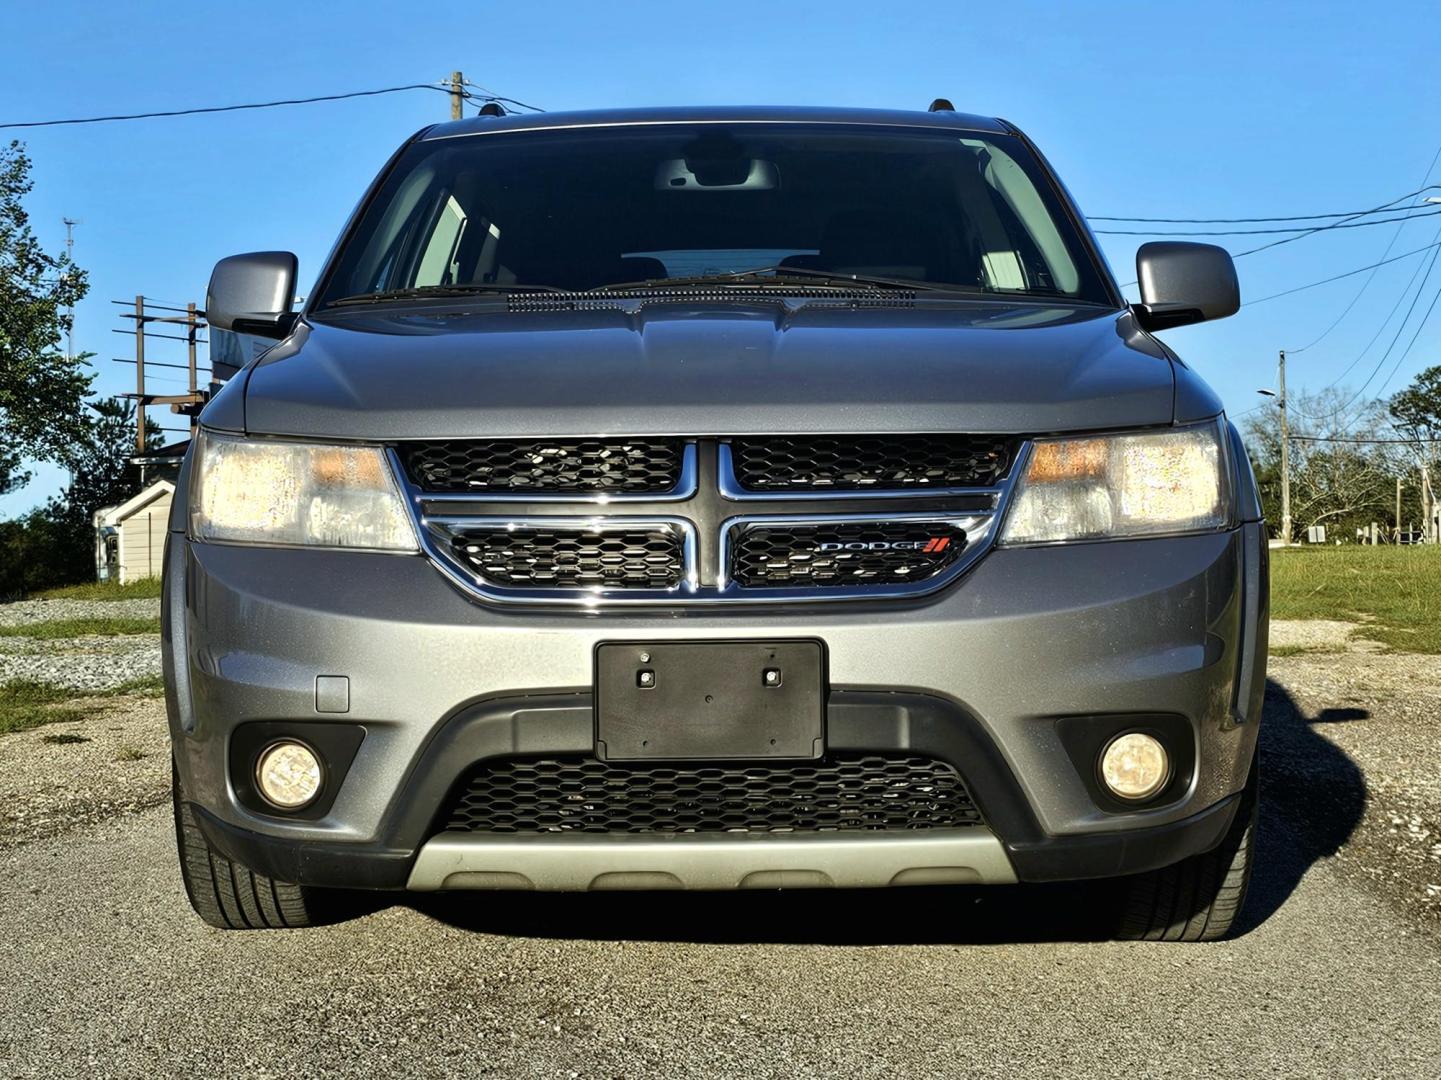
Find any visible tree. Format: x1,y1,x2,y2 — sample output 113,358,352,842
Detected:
1389,364,1441,540
0,140,91,495
1390,364,1441,445
0,398,161,597
1242,388,1402,539
64,397,163,522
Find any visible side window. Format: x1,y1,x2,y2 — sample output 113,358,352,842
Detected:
962,138,1081,294
414,195,469,287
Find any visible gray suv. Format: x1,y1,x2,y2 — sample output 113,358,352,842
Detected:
167,105,1266,940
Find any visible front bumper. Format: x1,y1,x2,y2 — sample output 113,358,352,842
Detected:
166,522,1267,889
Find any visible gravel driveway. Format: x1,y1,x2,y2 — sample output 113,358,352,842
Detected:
0,598,161,692
0,598,161,627
1,617,1438,1077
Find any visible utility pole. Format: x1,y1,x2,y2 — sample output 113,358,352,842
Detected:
1425,462,1437,543
1278,349,1292,546
135,295,147,454
449,71,464,120
62,217,78,359
186,302,199,399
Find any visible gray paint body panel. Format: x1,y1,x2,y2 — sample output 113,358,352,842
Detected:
167,525,1265,851
244,303,1175,440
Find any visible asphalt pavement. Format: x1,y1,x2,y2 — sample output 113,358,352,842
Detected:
2,794,1438,1078
3,628,1440,1078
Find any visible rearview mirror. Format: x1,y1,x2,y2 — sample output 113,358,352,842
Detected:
1133,241,1239,332
655,158,778,191
205,251,298,338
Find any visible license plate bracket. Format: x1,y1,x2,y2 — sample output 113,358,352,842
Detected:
595,640,825,761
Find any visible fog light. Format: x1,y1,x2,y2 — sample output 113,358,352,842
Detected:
255,740,322,809
1099,732,1169,801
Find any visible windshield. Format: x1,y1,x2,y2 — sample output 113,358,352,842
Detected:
316,124,1112,305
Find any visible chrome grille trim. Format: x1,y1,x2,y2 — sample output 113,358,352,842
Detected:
717,511,1000,601
420,515,700,605
388,441,1029,607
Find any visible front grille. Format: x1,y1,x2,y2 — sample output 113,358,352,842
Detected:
731,435,1012,492
403,438,684,494
452,527,684,588
729,522,965,587
441,753,983,834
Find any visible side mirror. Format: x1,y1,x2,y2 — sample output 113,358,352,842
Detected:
205,251,298,338
1133,241,1239,332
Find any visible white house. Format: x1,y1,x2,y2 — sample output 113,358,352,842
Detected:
94,479,174,583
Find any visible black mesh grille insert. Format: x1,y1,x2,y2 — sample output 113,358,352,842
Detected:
731,435,1012,492
453,527,684,588
403,439,684,494
730,522,964,587
441,753,983,834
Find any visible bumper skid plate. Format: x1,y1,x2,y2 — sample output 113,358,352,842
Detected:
405,828,1018,891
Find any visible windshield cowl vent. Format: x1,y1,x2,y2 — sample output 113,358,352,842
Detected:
506,287,916,312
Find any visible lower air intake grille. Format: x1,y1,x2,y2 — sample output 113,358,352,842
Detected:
731,435,1012,492
402,438,683,494
441,753,983,834
452,527,684,588
729,522,965,587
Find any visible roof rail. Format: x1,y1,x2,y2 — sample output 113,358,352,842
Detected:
928,98,955,113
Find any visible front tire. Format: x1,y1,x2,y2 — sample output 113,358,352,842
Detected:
1115,767,1257,942
172,761,324,930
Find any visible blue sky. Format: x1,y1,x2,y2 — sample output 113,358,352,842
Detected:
4,0,1440,514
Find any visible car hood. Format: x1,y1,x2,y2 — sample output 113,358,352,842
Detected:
236,299,1181,439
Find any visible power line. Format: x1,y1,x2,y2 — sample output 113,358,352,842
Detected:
0,83,455,129
1375,270,1441,398
1314,229,1441,387
1243,240,1441,306
1300,240,1441,419
1093,206,1441,237
1291,196,1441,408
461,81,546,113
1236,185,1441,259
1113,187,1441,288
1288,140,1441,354
1089,184,1441,223
1290,435,1441,444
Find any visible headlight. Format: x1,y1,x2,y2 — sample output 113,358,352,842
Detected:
190,431,417,551
1000,424,1227,545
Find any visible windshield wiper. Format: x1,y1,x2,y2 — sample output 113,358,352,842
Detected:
762,265,975,292
326,283,566,306
587,267,941,293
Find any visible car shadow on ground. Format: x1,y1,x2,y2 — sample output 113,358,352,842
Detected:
388,677,1368,945
1235,678,1368,936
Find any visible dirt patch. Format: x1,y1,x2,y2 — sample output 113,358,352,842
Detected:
1265,648,1441,929
1270,618,1388,654
0,695,170,846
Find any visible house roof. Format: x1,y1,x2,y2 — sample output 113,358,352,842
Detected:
100,479,175,527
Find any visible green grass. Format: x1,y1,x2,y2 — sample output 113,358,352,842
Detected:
1268,643,1343,658
29,578,162,601
0,674,164,735
102,674,165,697
0,616,161,639
0,681,90,735
1271,545,1441,653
